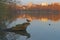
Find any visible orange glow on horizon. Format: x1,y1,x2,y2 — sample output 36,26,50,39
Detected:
27,2,33,8
22,7,26,9
17,13,60,22
15,2,60,10
41,2,48,6
40,18,48,22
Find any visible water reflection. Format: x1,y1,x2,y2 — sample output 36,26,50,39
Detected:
0,22,31,40
18,12,60,22
0,2,60,40
4,22,30,31
9,30,30,39
0,31,7,40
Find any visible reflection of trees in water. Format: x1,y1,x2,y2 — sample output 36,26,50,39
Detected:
6,30,30,40
0,22,31,40
18,10,60,21
6,32,18,40
0,0,19,30
0,31,7,40
0,1,31,40
0,0,60,30
0,1,31,39
4,22,30,31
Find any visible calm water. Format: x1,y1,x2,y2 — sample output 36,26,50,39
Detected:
0,2,60,40
0,11,60,40
0,18,60,40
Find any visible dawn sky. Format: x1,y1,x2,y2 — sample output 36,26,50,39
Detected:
18,0,60,5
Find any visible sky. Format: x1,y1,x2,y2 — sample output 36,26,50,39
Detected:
17,0,60,5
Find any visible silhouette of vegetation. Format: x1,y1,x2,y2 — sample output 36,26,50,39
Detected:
0,28,30,40
3,22,30,31
11,30,30,39
0,22,31,40
0,0,19,30
0,31,8,40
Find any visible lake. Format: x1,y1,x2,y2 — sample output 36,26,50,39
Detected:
0,13,60,40
0,2,60,40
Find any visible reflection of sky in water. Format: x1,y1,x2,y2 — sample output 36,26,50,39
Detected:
7,18,27,28
27,20,60,40
7,19,60,40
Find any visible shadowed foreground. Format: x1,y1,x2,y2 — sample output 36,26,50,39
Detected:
3,22,30,31
0,22,31,40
